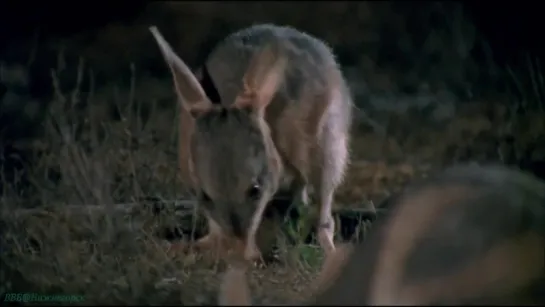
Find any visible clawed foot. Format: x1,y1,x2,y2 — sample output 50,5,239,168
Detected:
165,233,266,269
318,222,336,257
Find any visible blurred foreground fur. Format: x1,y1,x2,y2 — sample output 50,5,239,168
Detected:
219,163,545,305
149,23,352,260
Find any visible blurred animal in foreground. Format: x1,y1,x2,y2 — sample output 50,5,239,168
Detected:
149,24,352,261
219,163,545,305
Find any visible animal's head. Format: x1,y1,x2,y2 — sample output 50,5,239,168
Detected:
150,26,285,239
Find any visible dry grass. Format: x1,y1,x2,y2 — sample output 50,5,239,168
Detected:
1,203,326,304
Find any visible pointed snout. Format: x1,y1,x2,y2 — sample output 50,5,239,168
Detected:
213,203,253,240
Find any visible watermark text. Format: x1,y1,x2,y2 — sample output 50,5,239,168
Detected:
4,292,85,303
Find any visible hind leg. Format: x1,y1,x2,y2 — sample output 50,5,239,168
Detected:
312,135,349,257
314,180,336,256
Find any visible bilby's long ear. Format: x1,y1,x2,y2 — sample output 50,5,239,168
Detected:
234,42,287,112
149,26,211,113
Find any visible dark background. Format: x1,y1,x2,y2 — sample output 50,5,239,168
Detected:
1,1,542,112
1,2,542,64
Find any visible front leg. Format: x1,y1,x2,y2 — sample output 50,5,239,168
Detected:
243,191,274,262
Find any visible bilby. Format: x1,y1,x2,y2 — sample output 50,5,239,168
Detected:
149,24,352,261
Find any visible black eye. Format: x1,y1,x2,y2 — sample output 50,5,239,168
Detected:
200,190,212,202
246,184,262,201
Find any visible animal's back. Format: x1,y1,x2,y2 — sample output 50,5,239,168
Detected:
312,164,545,305
203,24,352,189
204,24,346,105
